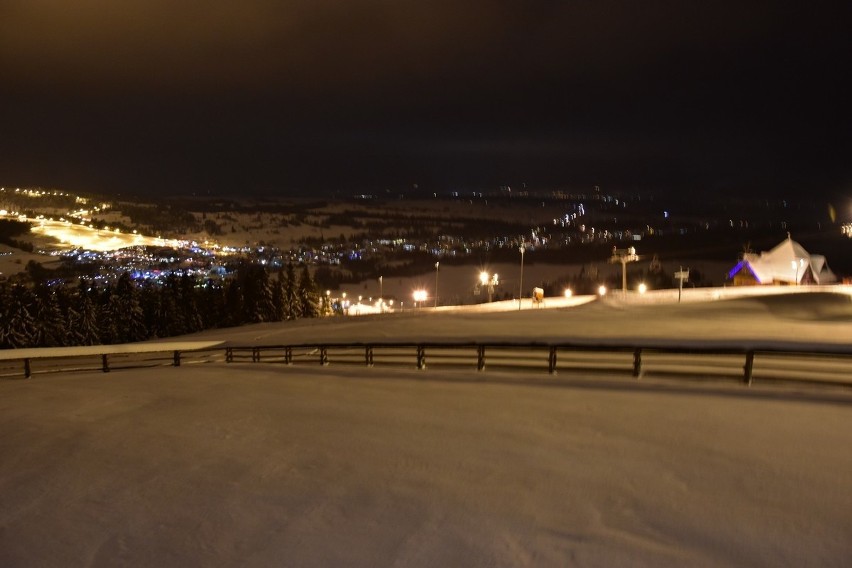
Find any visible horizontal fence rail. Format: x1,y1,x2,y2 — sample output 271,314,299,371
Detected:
3,341,851,389
0,342,225,379
224,342,852,388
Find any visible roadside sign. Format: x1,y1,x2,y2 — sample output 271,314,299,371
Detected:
675,267,689,303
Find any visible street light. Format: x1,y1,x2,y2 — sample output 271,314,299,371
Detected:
413,289,427,308
378,276,383,301
478,271,498,302
518,245,525,311
434,262,439,308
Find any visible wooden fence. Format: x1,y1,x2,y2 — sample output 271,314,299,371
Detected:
2,341,850,388
222,341,852,388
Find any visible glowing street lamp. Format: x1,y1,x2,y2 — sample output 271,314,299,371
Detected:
478,271,499,302
413,289,427,308
638,282,647,294
598,285,608,296
564,289,573,298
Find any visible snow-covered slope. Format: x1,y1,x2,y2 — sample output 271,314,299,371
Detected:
190,288,852,350
2,288,851,566
1,366,850,566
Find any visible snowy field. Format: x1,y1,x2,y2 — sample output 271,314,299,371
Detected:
2,289,852,566
195,286,852,351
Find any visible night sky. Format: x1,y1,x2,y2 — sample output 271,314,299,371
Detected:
2,1,850,199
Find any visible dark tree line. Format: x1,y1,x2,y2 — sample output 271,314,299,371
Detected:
0,263,324,349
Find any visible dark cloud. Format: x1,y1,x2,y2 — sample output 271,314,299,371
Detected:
1,1,850,197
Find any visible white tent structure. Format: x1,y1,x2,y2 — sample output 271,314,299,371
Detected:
729,236,837,286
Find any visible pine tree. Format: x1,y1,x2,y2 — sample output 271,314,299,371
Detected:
223,278,244,327
75,289,102,346
99,287,120,344
32,285,65,347
179,274,203,333
232,263,272,323
253,266,275,323
138,284,162,338
271,269,285,322
55,283,83,346
283,262,298,320
0,284,37,348
113,272,147,343
298,265,320,318
160,274,188,337
198,282,226,329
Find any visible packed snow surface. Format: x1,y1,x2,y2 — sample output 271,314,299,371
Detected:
196,287,852,352
1,289,851,566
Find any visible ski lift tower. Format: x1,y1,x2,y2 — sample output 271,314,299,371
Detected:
610,246,639,296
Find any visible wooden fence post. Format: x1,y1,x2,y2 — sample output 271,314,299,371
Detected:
548,347,557,374
320,346,329,366
365,346,374,367
24,358,31,378
225,347,233,363
744,351,755,385
252,347,260,363
173,350,181,367
417,345,426,370
102,354,110,373
477,345,485,371
633,348,642,378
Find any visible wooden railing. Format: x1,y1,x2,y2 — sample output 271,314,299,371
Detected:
0,341,224,379
3,340,850,388
223,341,852,388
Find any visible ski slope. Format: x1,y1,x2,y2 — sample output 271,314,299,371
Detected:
1,288,851,566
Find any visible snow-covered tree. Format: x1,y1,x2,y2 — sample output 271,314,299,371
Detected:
31,285,66,347
223,278,244,327
271,268,285,322
0,284,36,348
283,262,298,319
298,265,320,319
75,286,102,346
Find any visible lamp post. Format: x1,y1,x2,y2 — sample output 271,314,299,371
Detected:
478,271,498,302
518,245,525,310
378,275,383,301
434,262,439,308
